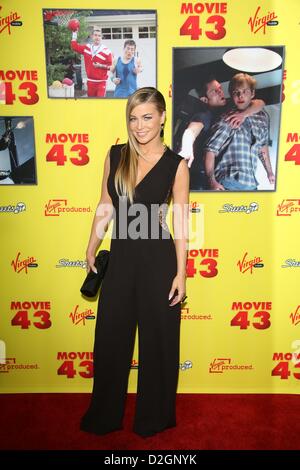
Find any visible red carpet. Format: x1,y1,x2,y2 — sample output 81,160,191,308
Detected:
1,393,300,450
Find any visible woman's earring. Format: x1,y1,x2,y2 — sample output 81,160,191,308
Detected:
160,123,164,138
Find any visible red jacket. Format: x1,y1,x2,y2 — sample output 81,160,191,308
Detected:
71,41,113,81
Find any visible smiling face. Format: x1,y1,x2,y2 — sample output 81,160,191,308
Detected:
129,102,165,146
92,30,102,46
231,82,255,110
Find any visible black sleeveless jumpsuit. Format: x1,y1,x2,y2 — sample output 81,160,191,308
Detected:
80,144,184,437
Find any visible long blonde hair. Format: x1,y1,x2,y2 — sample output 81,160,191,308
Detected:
114,87,166,204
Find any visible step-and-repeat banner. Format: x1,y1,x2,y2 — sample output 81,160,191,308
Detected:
1,0,299,393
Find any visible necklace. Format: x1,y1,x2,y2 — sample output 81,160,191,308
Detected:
139,144,167,164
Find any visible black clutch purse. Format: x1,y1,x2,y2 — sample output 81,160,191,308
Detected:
80,250,110,297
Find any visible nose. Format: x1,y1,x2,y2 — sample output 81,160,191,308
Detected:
136,119,144,130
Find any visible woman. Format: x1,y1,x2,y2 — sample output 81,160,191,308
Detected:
80,87,189,438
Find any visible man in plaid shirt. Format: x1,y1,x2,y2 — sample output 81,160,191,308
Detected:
204,73,275,191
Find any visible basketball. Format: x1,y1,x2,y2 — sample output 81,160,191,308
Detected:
62,78,73,86
68,18,80,31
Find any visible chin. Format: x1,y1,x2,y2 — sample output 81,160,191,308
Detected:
135,137,149,145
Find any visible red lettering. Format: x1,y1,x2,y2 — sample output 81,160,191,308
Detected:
45,134,57,144
181,3,193,14
272,361,290,379
232,302,243,310
31,301,51,310
10,301,22,310
285,144,300,165
45,133,89,143
180,3,227,14
57,352,68,360
286,133,299,143
0,70,38,81
189,248,219,257
232,302,272,310
199,249,219,257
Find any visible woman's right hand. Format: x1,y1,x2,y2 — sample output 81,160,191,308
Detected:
86,253,98,274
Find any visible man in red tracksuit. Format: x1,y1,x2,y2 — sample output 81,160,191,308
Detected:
71,28,113,97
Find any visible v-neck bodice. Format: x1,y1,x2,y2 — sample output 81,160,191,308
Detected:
107,143,184,240
134,146,168,190
108,144,183,205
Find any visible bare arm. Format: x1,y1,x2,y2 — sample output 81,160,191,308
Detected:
204,151,225,190
246,99,265,116
169,159,190,306
225,99,266,128
110,58,121,85
110,58,117,73
258,145,275,184
86,149,114,273
70,30,86,54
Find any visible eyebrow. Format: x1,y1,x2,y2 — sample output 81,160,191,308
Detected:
129,113,153,118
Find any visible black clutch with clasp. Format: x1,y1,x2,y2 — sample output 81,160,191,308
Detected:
80,250,110,297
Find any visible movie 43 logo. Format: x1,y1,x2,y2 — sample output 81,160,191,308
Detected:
57,352,93,379
230,302,272,330
11,310,52,329
230,310,271,330
187,249,219,278
0,70,39,105
45,134,90,166
272,353,300,380
179,4,227,40
285,133,300,165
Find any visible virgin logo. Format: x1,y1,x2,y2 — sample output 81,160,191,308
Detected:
248,6,278,34
11,252,37,274
237,252,263,274
290,306,300,326
0,7,21,35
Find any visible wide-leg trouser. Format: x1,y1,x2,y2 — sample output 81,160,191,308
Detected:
80,238,181,437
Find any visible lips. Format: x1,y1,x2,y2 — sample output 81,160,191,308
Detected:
136,132,147,137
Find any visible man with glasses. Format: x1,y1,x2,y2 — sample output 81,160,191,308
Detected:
203,73,275,191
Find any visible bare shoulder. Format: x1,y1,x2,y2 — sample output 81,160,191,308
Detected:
174,156,189,182
176,157,189,175
103,147,111,173
172,156,189,200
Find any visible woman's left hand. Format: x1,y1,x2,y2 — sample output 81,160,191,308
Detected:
168,273,187,306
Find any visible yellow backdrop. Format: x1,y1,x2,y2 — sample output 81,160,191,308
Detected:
0,0,299,393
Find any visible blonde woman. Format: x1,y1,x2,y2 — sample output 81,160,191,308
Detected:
80,87,189,438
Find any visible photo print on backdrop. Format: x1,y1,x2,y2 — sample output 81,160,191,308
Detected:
0,116,37,185
172,46,285,192
43,8,157,99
